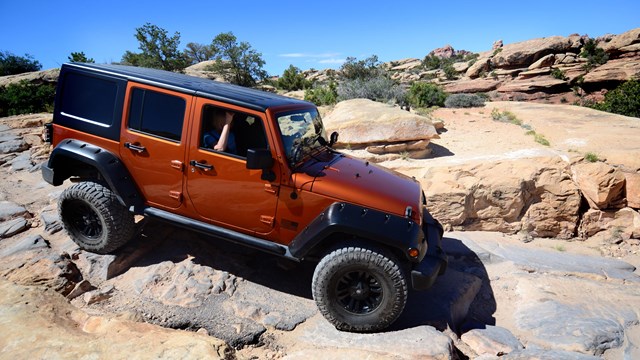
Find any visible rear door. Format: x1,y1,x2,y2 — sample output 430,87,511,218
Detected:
119,83,193,210
185,98,280,235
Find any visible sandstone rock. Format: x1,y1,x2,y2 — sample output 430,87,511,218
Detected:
496,77,567,93
0,280,232,359
461,325,524,356
84,285,115,305
492,40,503,50
0,217,28,238
0,68,60,88
517,68,551,78
284,316,455,359
527,54,555,70
0,137,28,154
579,207,640,240
66,279,94,300
184,60,226,82
387,58,422,71
40,206,62,234
600,27,640,53
491,36,577,68
421,157,580,238
453,61,470,72
520,164,581,239
581,57,640,84
430,44,456,59
444,79,501,93
572,162,626,209
467,57,491,78
323,99,439,154
625,172,640,209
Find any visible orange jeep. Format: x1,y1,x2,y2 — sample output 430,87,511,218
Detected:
42,63,447,332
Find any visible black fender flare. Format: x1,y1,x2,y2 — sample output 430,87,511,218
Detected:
288,202,426,261
42,139,144,212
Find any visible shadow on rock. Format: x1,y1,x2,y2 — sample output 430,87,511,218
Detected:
428,142,455,158
392,236,496,333
109,219,315,300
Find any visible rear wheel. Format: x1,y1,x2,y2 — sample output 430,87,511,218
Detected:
58,181,135,254
312,245,408,332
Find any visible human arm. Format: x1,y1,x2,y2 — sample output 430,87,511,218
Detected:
213,111,234,151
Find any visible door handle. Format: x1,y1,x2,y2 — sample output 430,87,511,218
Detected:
189,160,213,171
124,142,146,153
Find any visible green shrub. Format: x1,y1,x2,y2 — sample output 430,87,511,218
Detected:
590,80,640,118
337,77,405,104
277,65,311,91
68,51,94,63
422,55,441,71
340,55,381,81
584,152,599,162
580,38,609,71
304,82,338,106
0,81,56,117
491,108,521,125
407,82,448,108
0,51,41,76
551,68,568,80
444,93,485,108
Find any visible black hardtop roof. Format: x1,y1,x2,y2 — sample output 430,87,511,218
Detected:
63,62,313,112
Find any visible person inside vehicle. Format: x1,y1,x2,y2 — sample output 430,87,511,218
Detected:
203,109,236,154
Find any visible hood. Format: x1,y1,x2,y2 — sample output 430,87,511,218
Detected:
296,152,423,221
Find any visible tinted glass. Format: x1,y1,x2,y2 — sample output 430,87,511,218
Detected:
128,88,185,141
60,72,118,125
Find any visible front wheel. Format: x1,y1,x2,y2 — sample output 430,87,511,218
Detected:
312,245,408,332
58,181,135,254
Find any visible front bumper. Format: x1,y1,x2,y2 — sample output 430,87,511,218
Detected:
411,210,447,290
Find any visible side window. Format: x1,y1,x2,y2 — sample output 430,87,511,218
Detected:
200,104,268,158
60,72,118,126
128,88,186,142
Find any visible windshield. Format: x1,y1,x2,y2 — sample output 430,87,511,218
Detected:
276,108,327,165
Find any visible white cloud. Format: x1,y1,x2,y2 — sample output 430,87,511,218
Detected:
318,58,346,64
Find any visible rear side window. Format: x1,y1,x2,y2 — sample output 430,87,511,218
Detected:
127,88,186,142
60,72,118,126
54,67,126,141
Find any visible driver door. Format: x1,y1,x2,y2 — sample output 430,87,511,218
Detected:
185,98,280,235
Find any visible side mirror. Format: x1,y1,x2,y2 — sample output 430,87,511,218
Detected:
246,148,274,170
329,131,339,147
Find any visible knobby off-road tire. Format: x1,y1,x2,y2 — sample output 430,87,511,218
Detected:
312,245,408,332
58,181,135,254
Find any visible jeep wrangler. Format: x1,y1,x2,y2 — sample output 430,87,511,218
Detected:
42,63,447,332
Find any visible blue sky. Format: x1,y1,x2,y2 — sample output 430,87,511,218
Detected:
1,1,638,76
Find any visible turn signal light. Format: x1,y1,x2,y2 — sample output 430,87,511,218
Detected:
408,248,419,258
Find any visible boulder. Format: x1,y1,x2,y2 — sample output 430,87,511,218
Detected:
600,27,640,54
0,68,60,88
387,58,422,71
466,56,491,78
184,60,226,82
527,54,556,70
572,162,626,210
0,201,28,221
461,325,524,357
430,44,457,59
581,57,640,84
421,157,581,238
491,36,577,68
323,99,439,156
496,77,567,93
625,172,640,209
444,79,501,93
0,217,28,238
578,207,640,240
492,40,504,50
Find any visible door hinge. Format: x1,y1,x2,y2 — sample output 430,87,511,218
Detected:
264,183,279,195
260,215,275,226
169,191,182,201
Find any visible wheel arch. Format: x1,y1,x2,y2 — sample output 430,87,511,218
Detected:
288,202,425,262
42,139,144,212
